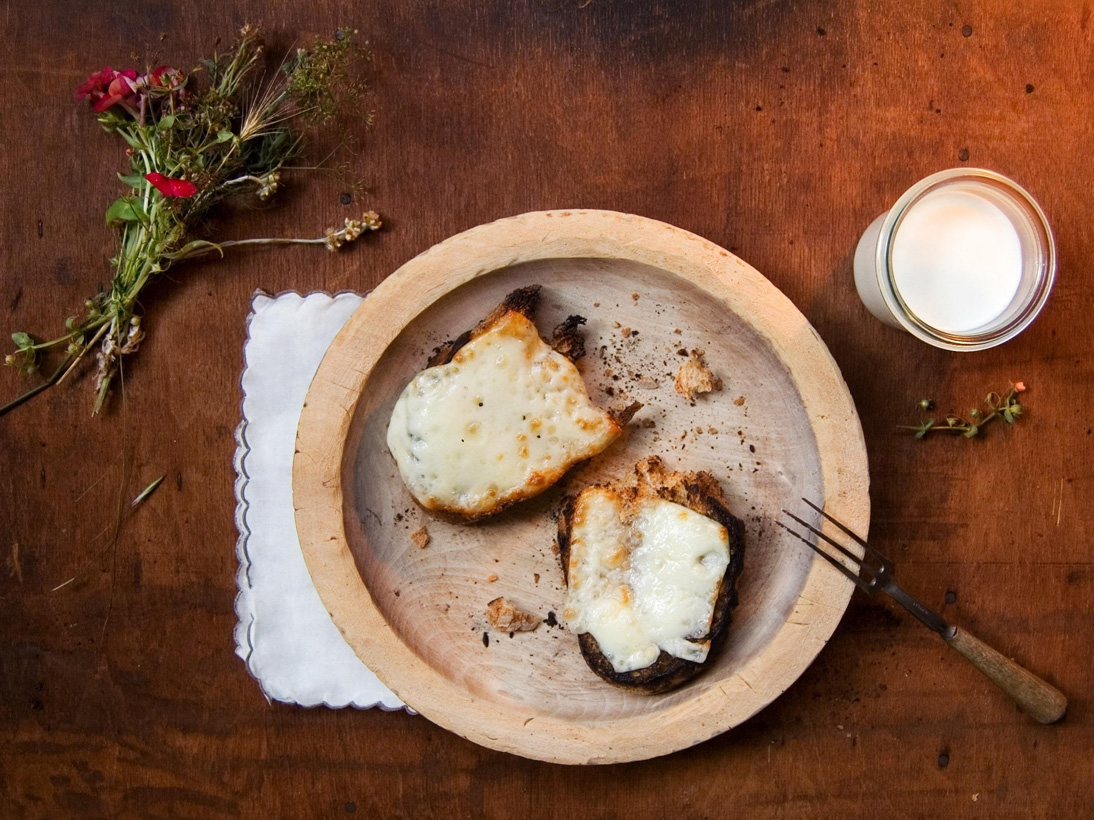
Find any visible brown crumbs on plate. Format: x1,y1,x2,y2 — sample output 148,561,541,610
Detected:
486,597,541,632
734,395,746,406
487,573,499,583
410,526,430,549
674,349,717,401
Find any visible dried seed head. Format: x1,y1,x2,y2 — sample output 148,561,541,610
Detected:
324,227,344,252
256,171,281,201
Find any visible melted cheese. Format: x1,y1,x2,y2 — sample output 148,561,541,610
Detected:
386,311,619,517
563,488,730,673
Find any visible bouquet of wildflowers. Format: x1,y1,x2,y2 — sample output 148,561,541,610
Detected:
4,25,379,415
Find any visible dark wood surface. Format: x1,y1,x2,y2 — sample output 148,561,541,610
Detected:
2,1,1091,817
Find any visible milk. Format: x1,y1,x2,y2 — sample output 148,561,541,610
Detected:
853,169,1055,350
890,189,1023,333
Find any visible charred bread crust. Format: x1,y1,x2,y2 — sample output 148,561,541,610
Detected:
557,456,745,693
427,285,589,367
608,400,643,429
549,314,587,361
427,285,541,367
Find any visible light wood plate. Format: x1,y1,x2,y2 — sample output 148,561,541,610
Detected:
293,210,870,764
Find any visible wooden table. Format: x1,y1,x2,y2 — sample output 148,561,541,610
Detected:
2,2,1090,817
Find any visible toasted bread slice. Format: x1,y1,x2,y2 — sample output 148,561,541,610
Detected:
387,286,640,520
558,456,745,693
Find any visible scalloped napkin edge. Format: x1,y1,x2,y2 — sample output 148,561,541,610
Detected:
234,290,408,712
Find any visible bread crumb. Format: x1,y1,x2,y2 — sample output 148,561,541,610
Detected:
487,573,499,582
734,395,746,406
972,794,979,803
673,328,683,335
631,292,640,302
708,426,718,434
674,350,717,401
640,418,657,429
635,376,660,390
620,326,631,337
410,526,430,549
533,573,540,583
486,597,540,632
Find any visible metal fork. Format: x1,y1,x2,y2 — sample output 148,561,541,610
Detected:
780,499,1067,724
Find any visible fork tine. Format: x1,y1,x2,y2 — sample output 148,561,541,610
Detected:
800,498,884,562
781,510,875,577
776,521,870,592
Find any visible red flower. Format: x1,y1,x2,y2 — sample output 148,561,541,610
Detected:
148,65,185,91
75,67,116,101
1014,381,1027,393
145,172,198,198
75,66,139,112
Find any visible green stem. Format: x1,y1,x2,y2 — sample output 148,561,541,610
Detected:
56,321,110,387
28,318,109,351
0,353,73,417
906,408,1004,436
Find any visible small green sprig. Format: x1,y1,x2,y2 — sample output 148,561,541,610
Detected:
904,382,1027,440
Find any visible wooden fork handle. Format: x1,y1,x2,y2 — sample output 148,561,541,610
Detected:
945,627,1067,724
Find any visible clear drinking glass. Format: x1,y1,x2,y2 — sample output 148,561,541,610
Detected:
852,168,1056,351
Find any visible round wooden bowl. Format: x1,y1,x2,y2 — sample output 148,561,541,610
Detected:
293,210,869,764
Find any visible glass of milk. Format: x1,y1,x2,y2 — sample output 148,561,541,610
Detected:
853,169,1055,351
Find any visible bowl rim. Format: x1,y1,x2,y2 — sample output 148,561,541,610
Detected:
293,209,870,764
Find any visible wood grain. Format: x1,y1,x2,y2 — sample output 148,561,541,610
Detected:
1,0,1092,815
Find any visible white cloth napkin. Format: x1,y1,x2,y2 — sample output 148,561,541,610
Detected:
234,290,406,711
